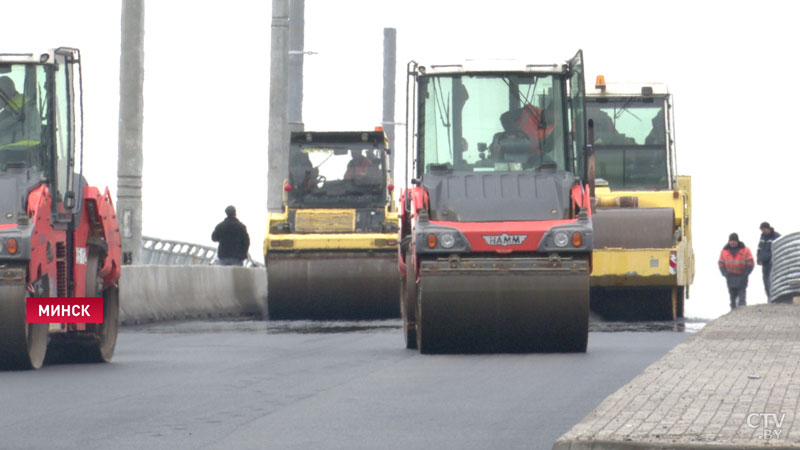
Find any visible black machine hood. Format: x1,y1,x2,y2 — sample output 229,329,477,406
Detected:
422,169,577,222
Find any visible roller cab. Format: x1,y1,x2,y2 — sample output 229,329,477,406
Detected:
400,53,593,353
587,78,694,320
265,131,400,319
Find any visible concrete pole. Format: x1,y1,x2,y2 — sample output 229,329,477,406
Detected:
382,28,397,178
288,0,304,132
117,0,145,265
268,0,290,212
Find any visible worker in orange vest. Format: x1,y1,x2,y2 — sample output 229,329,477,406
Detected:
344,149,370,181
491,103,558,166
718,233,754,310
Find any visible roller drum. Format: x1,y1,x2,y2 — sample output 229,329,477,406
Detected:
0,277,49,370
593,208,674,249
416,256,589,353
267,251,399,320
590,286,678,321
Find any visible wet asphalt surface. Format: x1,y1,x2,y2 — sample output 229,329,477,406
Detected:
0,317,704,450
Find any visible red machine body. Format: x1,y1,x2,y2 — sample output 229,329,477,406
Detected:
0,48,121,370
398,55,594,353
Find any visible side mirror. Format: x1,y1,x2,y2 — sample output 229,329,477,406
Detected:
64,191,75,210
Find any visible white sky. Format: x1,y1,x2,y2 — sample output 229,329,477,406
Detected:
4,0,799,320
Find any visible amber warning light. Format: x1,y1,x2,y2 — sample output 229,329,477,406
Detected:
595,75,606,91
26,298,104,323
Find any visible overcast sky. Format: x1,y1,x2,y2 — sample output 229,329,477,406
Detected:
4,0,798,320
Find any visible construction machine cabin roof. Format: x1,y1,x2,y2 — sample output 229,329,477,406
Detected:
413,59,568,76
587,80,670,97
290,131,387,145
0,48,79,65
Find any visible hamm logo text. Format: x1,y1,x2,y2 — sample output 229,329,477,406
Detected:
482,233,527,247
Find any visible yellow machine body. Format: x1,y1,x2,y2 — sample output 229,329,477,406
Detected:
265,207,399,253
587,79,694,319
591,180,694,288
264,130,400,320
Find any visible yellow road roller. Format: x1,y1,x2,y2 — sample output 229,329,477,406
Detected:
264,130,399,319
587,76,694,320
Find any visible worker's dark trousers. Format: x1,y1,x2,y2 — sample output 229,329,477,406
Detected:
763,265,772,299
218,257,244,266
729,287,747,309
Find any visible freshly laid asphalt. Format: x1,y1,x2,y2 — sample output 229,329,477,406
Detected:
0,319,689,450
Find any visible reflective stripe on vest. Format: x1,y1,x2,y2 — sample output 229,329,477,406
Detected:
4,94,25,112
719,247,753,275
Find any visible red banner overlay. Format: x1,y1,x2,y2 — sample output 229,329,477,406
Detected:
26,298,104,324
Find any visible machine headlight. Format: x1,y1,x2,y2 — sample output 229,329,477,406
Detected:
417,226,471,253
554,232,569,248
439,233,456,249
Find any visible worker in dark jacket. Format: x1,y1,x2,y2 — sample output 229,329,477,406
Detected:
757,222,781,298
211,206,250,266
718,233,755,309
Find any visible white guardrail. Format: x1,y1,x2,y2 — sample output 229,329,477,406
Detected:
141,236,218,265
140,236,263,267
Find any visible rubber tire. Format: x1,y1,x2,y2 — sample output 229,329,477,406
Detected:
48,254,119,364
84,254,119,363
0,282,49,370
401,248,417,350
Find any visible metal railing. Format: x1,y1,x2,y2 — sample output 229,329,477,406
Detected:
140,236,218,265
140,236,264,267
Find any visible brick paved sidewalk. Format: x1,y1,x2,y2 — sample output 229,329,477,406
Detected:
553,304,800,449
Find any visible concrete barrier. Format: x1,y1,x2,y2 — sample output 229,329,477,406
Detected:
119,266,266,324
